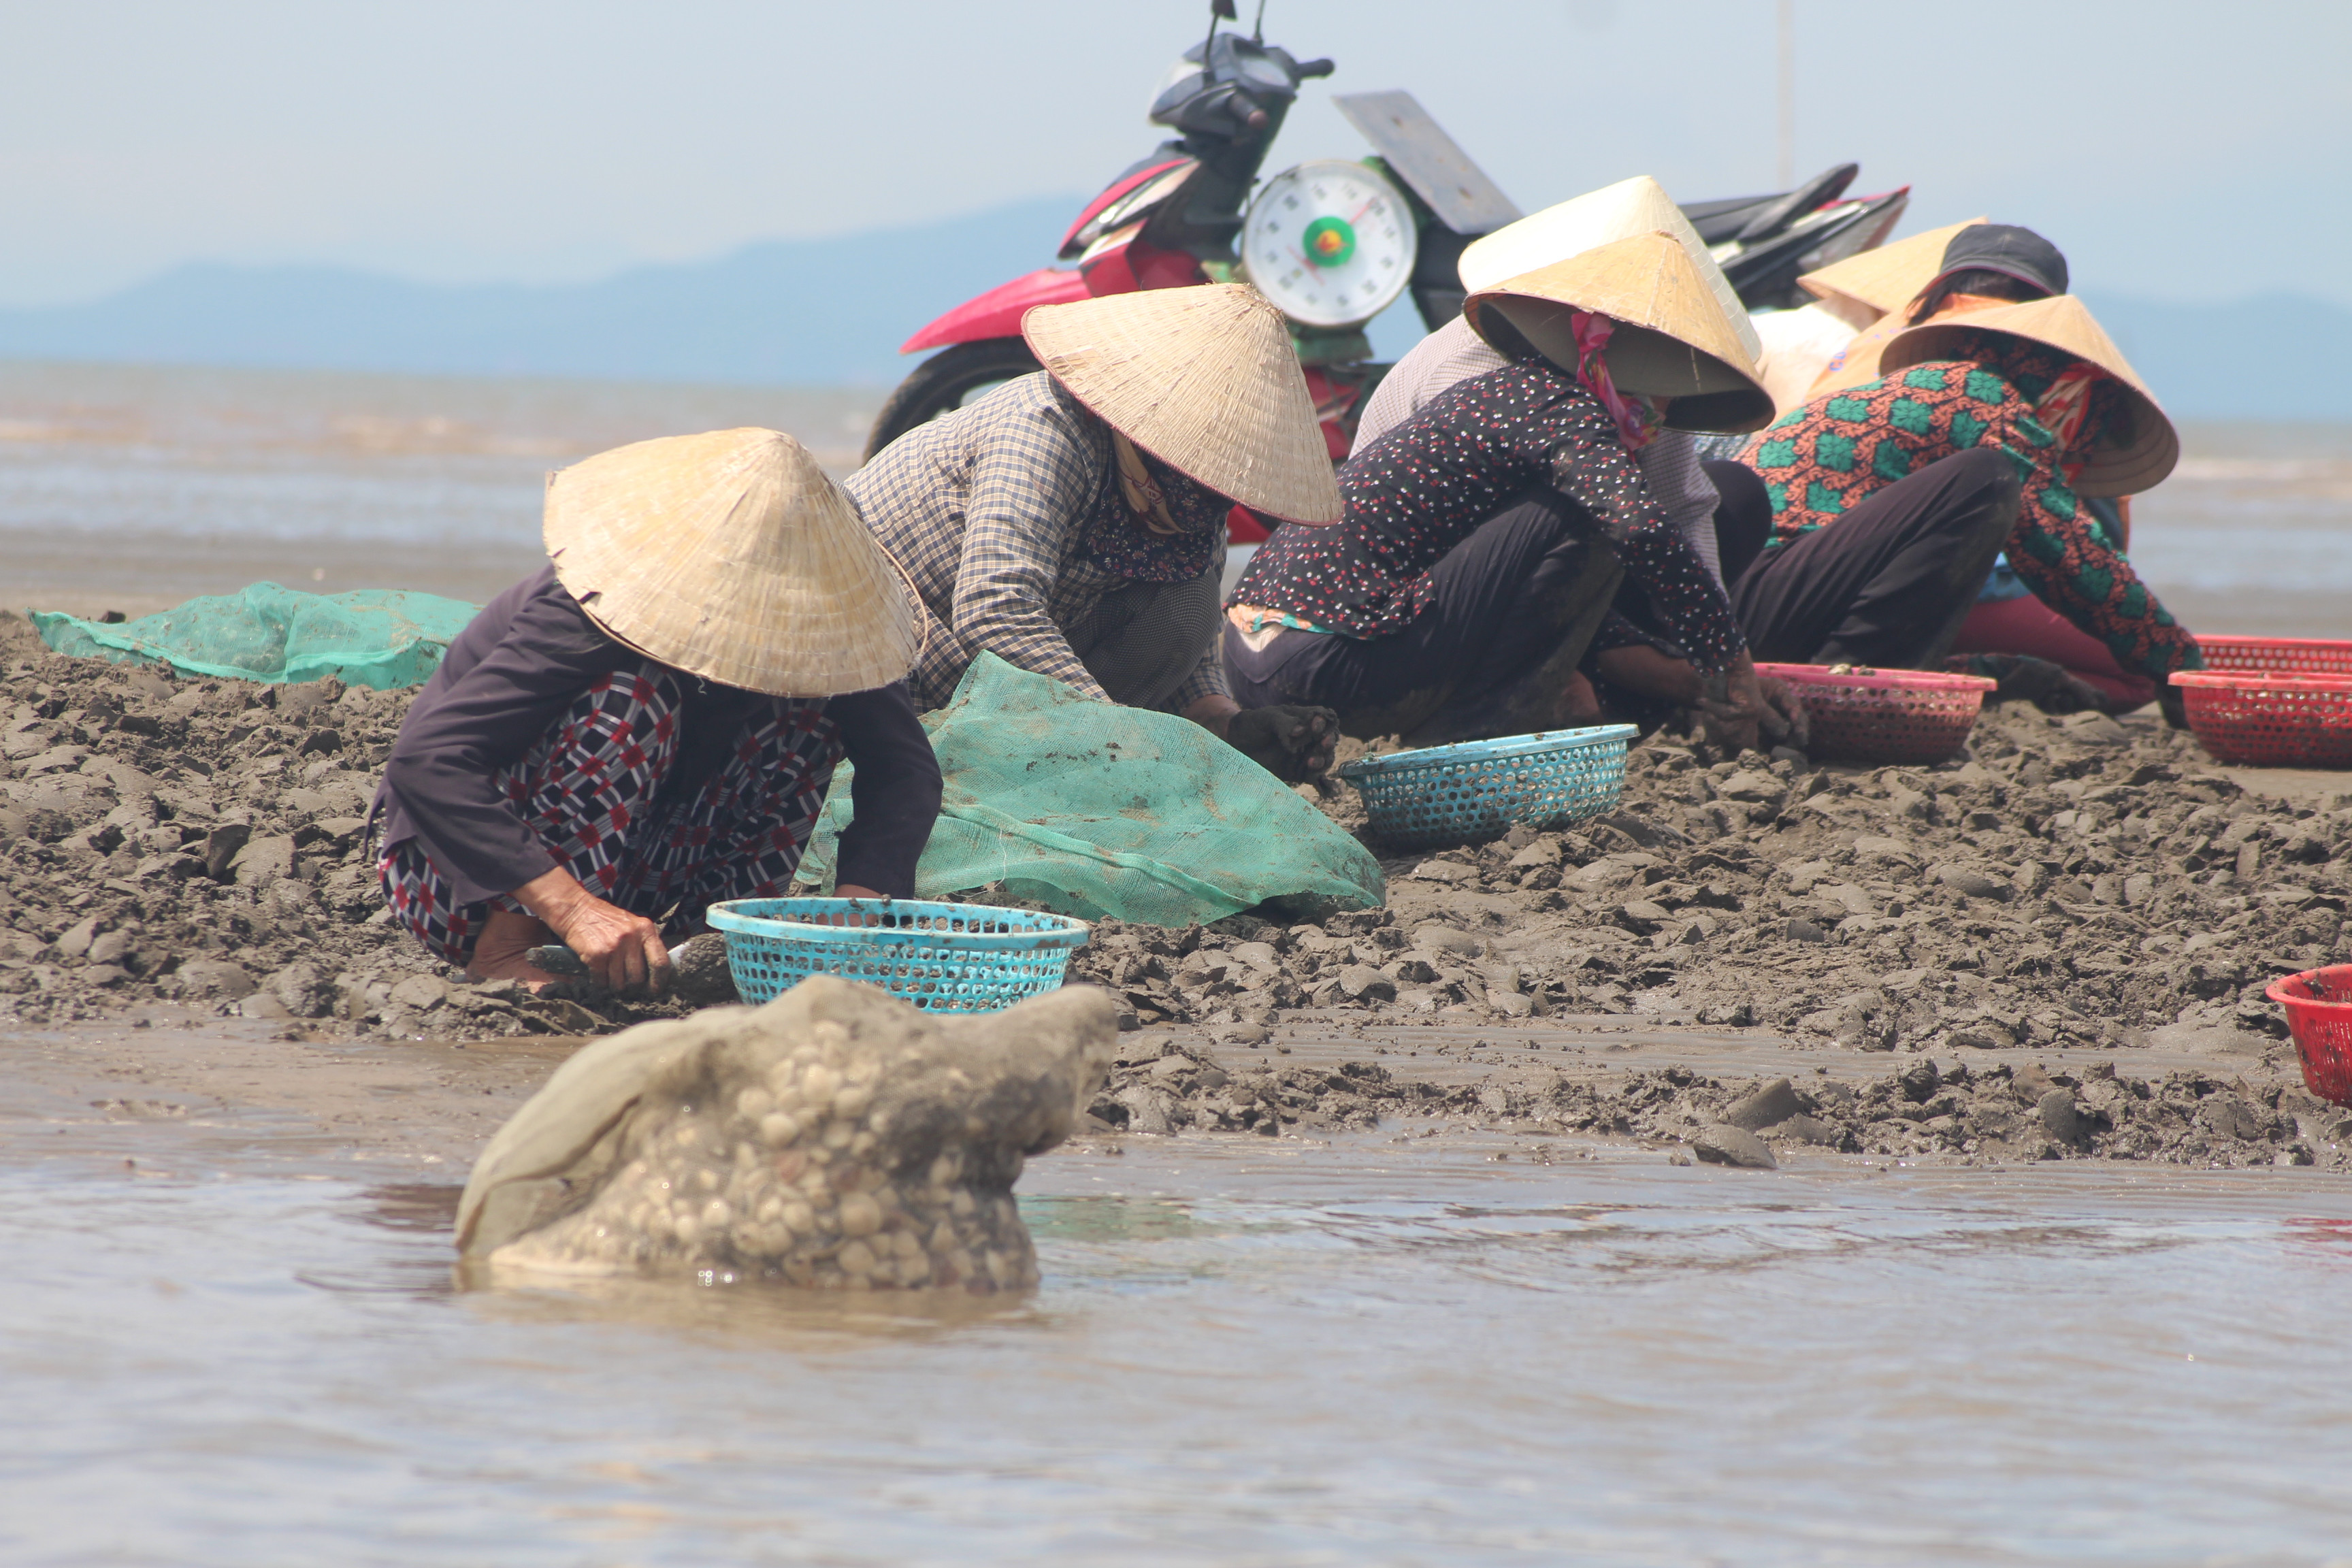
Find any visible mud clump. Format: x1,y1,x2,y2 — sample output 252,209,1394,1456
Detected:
457,976,1115,1288
1086,1034,1439,1136
6,634,2348,1113
0,644,710,1038
1074,703,2350,1060
1533,1060,2347,1169
1089,1044,2336,1167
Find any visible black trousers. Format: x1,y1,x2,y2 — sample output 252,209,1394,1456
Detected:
1707,460,1776,588
1224,489,1622,741
1731,448,2021,669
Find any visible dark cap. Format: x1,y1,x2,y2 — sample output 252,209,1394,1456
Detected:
1933,224,2068,297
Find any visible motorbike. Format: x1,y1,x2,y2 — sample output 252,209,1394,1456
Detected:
866,1,1915,525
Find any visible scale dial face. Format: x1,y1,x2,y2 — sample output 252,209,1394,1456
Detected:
1241,159,1418,328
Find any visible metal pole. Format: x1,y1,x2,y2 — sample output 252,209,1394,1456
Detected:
1777,0,1795,188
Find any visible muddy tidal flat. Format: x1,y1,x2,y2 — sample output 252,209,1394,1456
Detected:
7,600,2351,1169
10,527,2352,1552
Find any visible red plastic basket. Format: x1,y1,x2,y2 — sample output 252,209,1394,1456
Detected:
2267,966,2352,1106
2170,670,2352,768
2195,636,2352,677
1754,662,1996,766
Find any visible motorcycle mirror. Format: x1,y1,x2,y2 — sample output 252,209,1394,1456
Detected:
1200,0,1236,78
1731,162,1859,244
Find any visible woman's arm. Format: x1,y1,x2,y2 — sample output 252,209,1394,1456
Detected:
380,583,627,905
1998,440,2201,687
949,393,1117,700
826,682,944,898
1539,399,1747,675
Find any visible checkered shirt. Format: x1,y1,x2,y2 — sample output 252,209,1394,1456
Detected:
845,372,1229,713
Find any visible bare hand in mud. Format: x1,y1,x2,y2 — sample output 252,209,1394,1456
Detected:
1757,676,1808,749
2041,670,2117,716
517,867,672,996
1697,657,1774,755
2158,683,2190,730
1225,704,1339,782
562,902,672,996
1986,653,2113,717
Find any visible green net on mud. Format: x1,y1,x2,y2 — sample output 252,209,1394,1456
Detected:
796,653,1385,926
31,583,479,689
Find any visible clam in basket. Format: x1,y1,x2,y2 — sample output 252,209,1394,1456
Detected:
704,897,1090,1013
1335,723,1637,851
2174,636,2352,769
2266,965,2352,1107
1754,662,1996,767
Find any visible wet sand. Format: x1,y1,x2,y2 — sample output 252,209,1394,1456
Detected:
0,984,2310,1179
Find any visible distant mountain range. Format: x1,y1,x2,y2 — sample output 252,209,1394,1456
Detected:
0,199,1084,389
0,200,2342,419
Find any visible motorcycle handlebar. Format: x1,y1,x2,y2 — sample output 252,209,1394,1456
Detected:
1293,57,1335,79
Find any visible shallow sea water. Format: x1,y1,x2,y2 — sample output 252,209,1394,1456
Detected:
7,1092,2352,1567
0,360,2346,637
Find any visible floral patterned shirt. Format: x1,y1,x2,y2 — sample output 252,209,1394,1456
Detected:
1231,359,1746,672
1740,333,2201,681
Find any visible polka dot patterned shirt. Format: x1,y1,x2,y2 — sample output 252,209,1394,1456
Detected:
1231,360,1746,672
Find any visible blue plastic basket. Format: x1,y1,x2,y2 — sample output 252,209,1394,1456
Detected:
704,897,1091,1013
1336,724,1639,850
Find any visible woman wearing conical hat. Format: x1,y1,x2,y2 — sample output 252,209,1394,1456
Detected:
846,284,1344,783
1339,176,1796,740
1746,217,1988,414
1735,289,2202,718
371,429,943,994
1226,228,1789,749
1804,223,2068,402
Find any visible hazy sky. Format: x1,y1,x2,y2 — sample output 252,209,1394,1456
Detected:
1,0,2344,308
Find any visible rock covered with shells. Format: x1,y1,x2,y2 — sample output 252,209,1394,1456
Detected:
455,975,1115,1289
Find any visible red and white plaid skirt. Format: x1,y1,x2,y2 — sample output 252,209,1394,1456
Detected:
379,666,841,966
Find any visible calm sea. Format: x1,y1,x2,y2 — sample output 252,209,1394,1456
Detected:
0,359,2345,639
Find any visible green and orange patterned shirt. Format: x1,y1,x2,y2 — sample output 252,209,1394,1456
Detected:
1739,332,2200,681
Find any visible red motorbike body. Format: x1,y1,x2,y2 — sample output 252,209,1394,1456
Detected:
901,158,1213,354
899,267,1090,355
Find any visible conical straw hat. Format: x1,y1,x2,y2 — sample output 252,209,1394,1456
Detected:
1022,284,1341,525
1464,231,1775,434
1879,295,2178,496
1799,218,1988,320
1458,176,1762,363
544,427,917,696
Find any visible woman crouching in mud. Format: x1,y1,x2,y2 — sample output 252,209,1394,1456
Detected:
370,428,943,994
1226,231,1791,751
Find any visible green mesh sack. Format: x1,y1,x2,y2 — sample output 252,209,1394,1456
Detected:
796,653,1385,926
31,583,479,689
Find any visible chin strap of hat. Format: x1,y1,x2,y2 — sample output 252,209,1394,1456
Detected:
1111,431,1186,536
2035,361,2105,480
867,539,932,666
1568,310,1665,453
